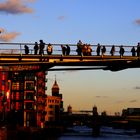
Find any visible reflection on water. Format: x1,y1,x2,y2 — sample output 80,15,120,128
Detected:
1,126,140,140
0,127,6,140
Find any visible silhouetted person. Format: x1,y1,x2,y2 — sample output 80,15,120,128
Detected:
47,43,53,55
82,44,87,56
66,45,70,55
24,45,29,54
34,42,38,55
136,42,140,57
87,44,92,56
76,40,83,56
101,46,106,56
39,40,45,55
119,45,125,57
131,47,136,56
61,45,66,55
110,45,115,56
96,43,101,56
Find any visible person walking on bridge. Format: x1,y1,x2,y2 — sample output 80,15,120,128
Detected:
47,43,53,55
131,46,136,56
66,45,70,55
39,40,45,55
96,43,101,56
101,46,106,56
24,45,29,54
76,40,83,56
119,45,125,57
61,45,66,55
87,44,92,56
34,42,38,55
110,45,115,56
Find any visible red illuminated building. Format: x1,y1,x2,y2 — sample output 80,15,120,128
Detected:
0,71,10,118
0,66,47,128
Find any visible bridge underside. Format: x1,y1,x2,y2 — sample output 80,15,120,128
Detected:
0,54,140,71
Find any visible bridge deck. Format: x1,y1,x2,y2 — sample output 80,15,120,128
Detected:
0,43,140,71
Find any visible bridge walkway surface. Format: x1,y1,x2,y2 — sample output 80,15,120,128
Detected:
0,43,140,71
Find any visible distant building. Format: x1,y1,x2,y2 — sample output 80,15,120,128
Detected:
67,105,72,115
45,78,63,122
122,108,140,116
93,105,98,116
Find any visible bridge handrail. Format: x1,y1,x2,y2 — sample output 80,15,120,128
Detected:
0,42,139,56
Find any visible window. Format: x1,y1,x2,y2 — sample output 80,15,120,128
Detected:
25,74,35,80
49,105,53,108
26,102,33,110
12,82,19,90
26,92,34,100
25,81,34,90
49,117,54,121
2,80,5,85
49,111,54,115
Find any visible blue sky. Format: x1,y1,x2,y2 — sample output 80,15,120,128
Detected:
0,0,140,114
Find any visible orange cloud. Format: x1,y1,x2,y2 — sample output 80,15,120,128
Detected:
0,28,20,42
0,28,5,33
0,0,34,14
129,100,137,103
135,19,140,25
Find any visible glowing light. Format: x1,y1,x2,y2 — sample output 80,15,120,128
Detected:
6,90,10,99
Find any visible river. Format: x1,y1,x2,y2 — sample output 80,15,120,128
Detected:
1,126,140,140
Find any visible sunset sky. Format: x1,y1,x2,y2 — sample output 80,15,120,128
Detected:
1,0,140,115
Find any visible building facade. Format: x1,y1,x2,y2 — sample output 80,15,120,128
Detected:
9,71,47,128
45,79,63,122
0,66,63,128
0,71,10,119
122,108,140,116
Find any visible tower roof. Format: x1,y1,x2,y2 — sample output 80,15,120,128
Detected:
52,79,59,90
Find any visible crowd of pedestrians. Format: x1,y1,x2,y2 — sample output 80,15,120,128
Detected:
23,40,140,57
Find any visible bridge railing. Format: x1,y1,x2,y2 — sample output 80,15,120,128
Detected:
0,42,138,56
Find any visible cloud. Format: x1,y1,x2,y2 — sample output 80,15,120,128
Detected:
116,100,124,103
129,100,137,103
24,0,36,2
135,19,140,25
0,28,20,42
0,28,5,33
58,16,66,21
0,0,34,14
95,96,108,98
134,86,140,90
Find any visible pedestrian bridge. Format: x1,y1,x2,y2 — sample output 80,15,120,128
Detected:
0,42,140,72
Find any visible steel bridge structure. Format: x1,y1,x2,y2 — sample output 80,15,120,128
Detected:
0,42,140,72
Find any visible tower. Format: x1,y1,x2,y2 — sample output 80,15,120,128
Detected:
93,105,98,116
67,105,72,115
45,77,63,122
52,76,59,97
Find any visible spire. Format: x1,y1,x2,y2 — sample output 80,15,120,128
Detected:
52,75,59,96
